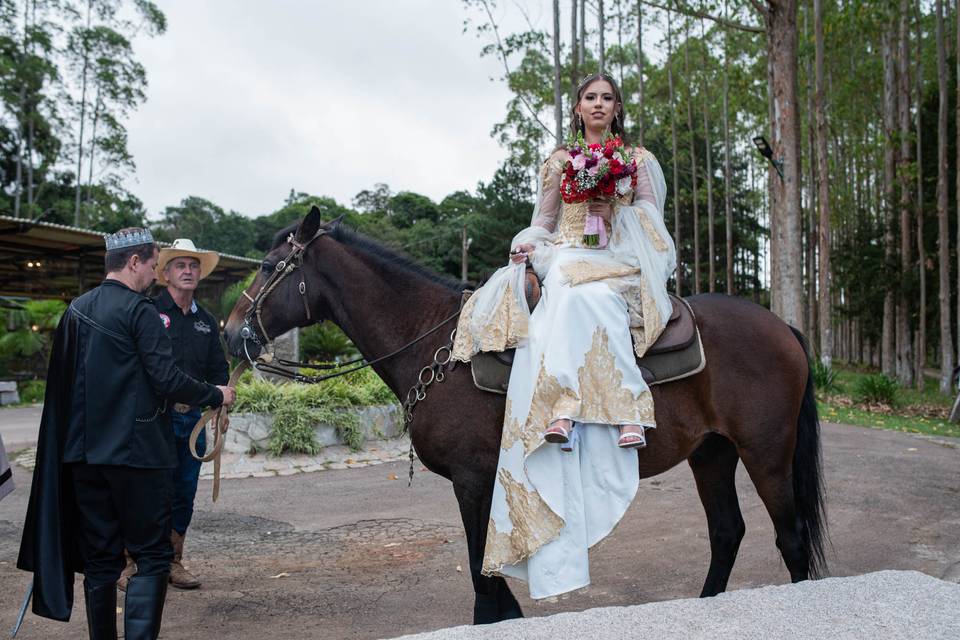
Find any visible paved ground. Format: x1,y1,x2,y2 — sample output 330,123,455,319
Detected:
0,420,958,639
0,405,41,450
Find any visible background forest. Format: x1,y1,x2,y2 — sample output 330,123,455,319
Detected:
0,0,957,397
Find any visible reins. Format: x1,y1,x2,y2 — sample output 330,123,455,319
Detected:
193,225,469,496
253,307,462,384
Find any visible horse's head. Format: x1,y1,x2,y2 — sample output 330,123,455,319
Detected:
224,205,340,359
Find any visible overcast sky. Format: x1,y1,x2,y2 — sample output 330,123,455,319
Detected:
126,1,531,219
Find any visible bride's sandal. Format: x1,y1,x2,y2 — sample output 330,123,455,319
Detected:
618,425,647,449
543,419,573,445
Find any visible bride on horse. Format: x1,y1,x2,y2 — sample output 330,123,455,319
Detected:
452,73,677,600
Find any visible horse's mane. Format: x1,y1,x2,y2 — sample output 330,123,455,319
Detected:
272,221,465,292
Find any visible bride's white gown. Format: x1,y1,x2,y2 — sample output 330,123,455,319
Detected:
452,147,676,599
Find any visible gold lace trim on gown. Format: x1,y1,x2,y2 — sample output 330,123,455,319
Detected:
451,283,527,362
519,328,655,458
481,467,565,576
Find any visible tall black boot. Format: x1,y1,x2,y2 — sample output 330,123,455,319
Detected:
83,580,118,640
123,573,168,640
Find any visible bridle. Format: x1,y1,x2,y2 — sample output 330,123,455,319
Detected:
233,225,466,484
239,227,326,363
236,226,462,386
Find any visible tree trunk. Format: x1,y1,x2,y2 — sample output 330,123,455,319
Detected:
74,0,93,226
956,0,960,372
882,23,898,378
636,0,644,146
765,0,804,332
579,0,586,66
598,0,605,73
936,0,953,392
86,84,102,208
897,0,914,386
553,0,564,144
700,20,716,293
571,0,579,109
804,0,817,345
668,11,682,293
684,21,701,294
916,0,926,390
723,0,734,294
814,0,831,367
616,0,624,89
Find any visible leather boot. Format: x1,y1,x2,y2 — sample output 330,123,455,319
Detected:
83,580,118,640
169,530,201,589
117,548,137,592
123,573,167,640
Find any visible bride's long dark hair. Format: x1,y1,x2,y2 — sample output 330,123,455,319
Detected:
568,72,627,141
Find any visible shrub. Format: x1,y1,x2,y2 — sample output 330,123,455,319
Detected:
853,374,899,406
18,380,46,404
234,367,396,454
811,361,839,395
300,322,358,363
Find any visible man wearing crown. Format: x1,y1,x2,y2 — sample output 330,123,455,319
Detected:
116,239,229,592
17,227,236,640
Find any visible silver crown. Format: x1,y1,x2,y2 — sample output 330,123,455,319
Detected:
104,229,154,251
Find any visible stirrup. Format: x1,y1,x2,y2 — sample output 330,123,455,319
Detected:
543,419,572,445
618,426,647,449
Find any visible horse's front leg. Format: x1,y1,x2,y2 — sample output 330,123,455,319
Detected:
452,473,524,624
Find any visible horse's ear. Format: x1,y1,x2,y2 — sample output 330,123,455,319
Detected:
296,205,323,242
324,214,345,229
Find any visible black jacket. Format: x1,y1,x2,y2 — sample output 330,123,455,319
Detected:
17,279,223,621
62,280,222,468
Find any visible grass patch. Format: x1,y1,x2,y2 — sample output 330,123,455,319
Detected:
234,366,397,455
817,364,958,439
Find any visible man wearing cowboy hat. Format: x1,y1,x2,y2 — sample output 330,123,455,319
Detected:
119,238,230,591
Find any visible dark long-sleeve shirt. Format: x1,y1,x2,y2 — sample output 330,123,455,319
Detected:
153,288,230,387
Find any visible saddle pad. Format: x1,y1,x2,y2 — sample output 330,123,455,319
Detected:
469,297,706,394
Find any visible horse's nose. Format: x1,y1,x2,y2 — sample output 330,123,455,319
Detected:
224,328,246,358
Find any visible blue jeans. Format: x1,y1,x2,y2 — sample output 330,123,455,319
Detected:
171,409,204,536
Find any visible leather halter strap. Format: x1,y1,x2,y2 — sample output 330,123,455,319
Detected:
241,226,327,347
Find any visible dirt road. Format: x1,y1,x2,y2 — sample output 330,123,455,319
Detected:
1,422,958,639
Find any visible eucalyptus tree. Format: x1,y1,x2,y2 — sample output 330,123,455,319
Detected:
62,0,165,225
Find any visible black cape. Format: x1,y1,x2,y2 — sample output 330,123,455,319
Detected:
16,308,85,621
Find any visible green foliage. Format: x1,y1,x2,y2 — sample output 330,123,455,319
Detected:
853,374,900,406
0,299,66,376
152,196,256,256
234,367,396,454
221,271,256,319
811,361,839,395
300,322,358,363
18,379,45,404
268,402,322,456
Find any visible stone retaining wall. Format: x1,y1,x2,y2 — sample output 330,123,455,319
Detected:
224,404,402,453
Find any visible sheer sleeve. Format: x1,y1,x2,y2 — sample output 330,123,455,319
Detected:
450,152,568,361
513,150,567,277
608,147,677,338
530,152,564,232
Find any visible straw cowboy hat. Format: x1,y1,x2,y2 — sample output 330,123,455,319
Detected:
156,238,220,285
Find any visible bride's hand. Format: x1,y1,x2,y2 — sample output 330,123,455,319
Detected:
510,243,535,264
587,201,613,222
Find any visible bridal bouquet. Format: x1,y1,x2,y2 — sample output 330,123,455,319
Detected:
560,133,638,247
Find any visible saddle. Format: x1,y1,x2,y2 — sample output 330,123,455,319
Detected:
467,278,705,394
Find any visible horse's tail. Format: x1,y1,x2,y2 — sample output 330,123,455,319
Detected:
789,326,828,579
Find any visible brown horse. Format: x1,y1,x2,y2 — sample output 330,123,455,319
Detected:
223,207,827,625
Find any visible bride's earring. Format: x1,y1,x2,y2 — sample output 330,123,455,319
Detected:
577,113,583,130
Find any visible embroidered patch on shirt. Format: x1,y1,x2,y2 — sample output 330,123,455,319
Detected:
159,313,171,329
193,320,212,334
